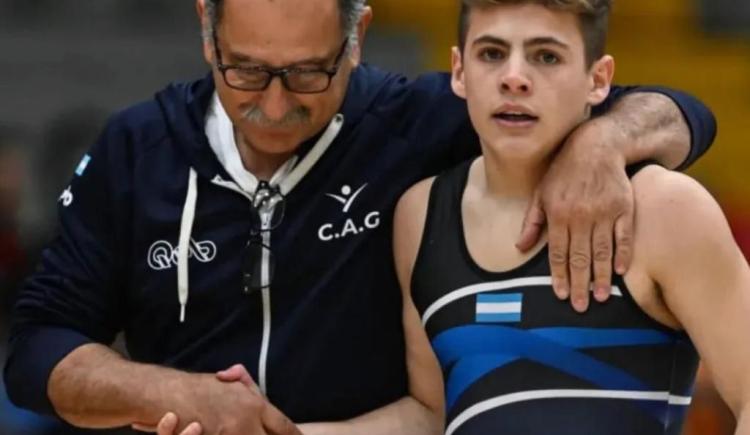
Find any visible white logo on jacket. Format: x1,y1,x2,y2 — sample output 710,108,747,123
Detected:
147,239,217,270
59,186,74,207
318,183,380,242
325,184,368,213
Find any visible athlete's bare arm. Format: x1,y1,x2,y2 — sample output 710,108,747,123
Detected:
629,166,750,434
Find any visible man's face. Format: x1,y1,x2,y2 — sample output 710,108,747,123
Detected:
200,0,366,156
452,3,613,161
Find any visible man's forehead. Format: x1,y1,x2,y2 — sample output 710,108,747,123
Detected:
222,0,340,26
219,0,344,64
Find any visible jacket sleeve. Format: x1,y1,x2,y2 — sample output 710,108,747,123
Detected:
594,85,717,171
379,72,480,176
398,76,716,176
3,117,130,415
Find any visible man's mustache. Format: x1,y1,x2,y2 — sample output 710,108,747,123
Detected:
241,106,311,128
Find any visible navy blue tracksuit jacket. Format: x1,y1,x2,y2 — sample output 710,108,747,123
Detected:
4,64,715,426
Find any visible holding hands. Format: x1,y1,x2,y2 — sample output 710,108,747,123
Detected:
134,365,301,435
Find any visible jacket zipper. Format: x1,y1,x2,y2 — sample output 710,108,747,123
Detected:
211,176,273,395
205,113,344,396
257,199,274,394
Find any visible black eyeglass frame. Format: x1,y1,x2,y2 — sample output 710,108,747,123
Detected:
212,30,350,94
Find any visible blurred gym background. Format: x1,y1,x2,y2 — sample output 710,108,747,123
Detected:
0,0,747,433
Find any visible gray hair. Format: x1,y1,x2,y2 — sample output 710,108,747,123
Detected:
203,0,366,49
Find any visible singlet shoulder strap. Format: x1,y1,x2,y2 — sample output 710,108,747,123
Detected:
410,159,473,305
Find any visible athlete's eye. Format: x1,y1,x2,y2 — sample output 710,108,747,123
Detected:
536,51,561,65
478,47,506,62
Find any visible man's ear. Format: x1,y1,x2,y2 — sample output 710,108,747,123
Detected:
196,0,214,66
587,55,615,106
350,6,374,66
451,46,467,99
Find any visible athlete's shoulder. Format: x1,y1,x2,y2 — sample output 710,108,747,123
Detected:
631,164,734,270
632,164,724,226
395,176,436,231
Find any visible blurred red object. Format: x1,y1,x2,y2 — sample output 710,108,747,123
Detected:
727,206,750,261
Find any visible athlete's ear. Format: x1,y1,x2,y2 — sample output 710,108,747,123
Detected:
451,46,467,100
587,55,615,106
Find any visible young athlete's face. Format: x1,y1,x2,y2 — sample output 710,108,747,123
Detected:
452,3,614,162
198,0,371,155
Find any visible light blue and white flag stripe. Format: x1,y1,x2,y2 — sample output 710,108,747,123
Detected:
476,293,523,323
422,276,623,327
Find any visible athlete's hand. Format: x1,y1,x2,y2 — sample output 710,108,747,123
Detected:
132,412,202,435
517,117,634,312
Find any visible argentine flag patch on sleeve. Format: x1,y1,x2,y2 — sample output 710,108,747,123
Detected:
75,154,91,176
476,293,523,323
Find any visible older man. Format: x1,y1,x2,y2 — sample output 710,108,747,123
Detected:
5,0,715,434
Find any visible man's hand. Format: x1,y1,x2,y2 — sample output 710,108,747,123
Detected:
517,117,634,312
215,365,301,435
132,374,269,435
136,365,301,435
215,364,261,393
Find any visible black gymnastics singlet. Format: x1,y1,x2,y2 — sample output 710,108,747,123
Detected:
411,160,699,435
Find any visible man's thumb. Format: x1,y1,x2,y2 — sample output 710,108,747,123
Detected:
516,193,546,251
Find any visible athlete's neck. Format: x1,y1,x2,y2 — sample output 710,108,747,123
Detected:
464,153,550,272
479,146,551,202
235,133,294,182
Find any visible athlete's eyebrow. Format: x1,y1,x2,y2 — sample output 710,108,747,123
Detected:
524,36,570,50
472,35,571,50
472,35,511,49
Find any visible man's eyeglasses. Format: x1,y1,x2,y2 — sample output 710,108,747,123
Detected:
213,31,349,94
242,182,285,294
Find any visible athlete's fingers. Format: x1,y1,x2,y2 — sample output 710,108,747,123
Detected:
131,412,182,434
177,422,203,435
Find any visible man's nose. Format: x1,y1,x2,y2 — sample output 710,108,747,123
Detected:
257,77,294,121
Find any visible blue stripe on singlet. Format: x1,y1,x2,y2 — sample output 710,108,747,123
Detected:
433,325,674,421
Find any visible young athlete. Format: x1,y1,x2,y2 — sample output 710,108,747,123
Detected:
394,1,750,434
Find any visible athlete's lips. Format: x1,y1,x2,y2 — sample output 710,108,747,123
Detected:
492,103,539,127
